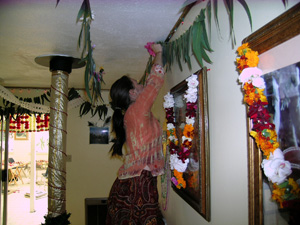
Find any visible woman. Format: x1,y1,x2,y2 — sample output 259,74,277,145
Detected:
106,44,165,225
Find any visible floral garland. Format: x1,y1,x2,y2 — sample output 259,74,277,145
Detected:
236,43,300,208
163,74,198,189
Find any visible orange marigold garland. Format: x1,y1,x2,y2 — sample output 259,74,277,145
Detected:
236,43,300,209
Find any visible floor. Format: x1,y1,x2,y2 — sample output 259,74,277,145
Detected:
1,169,48,225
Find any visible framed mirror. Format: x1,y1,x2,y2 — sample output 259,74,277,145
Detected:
242,3,300,225
170,67,210,221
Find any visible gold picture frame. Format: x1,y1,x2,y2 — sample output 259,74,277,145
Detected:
242,3,300,225
14,132,28,140
170,67,210,221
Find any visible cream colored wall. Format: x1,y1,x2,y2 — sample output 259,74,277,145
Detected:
153,1,299,225
66,91,123,225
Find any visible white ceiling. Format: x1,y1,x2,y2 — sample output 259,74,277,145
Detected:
0,0,185,90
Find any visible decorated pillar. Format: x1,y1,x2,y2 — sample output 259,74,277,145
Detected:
35,54,84,218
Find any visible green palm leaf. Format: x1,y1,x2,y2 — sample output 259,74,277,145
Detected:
237,0,252,30
213,0,220,34
183,29,192,70
200,17,213,52
76,1,86,23
223,0,236,46
192,9,212,67
77,24,84,49
176,38,182,71
206,0,212,40
192,22,203,67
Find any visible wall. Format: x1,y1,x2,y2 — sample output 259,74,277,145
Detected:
66,90,123,225
153,1,299,225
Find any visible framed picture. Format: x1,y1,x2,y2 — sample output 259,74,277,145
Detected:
89,127,109,144
14,132,28,140
170,68,210,221
242,3,300,225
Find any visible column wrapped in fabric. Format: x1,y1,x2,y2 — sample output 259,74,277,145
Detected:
48,70,69,217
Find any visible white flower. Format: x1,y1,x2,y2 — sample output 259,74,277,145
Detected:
167,123,175,130
186,87,198,94
168,135,177,142
186,74,199,88
163,92,175,108
261,148,292,184
182,135,192,143
184,92,197,103
239,67,265,89
186,117,195,125
252,77,265,89
170,154,189,172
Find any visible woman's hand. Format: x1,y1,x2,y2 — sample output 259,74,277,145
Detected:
151,44,163,66
151,44,162,55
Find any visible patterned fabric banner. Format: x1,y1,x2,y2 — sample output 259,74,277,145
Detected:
1,114,50,133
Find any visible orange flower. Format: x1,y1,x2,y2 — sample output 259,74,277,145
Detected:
183,139,192,148
272,184,285,208
237,43,250,56
251,130,278,157
176,179,186,189
256,88,268,103
243,83,260,105
183,124,194,139
288,178,300,196
167,130,171,137
168,128,176,136
243,83,268,106
236,57,248,71
244,92,259,105
243,82,255,94
174,169,186,189
245,50,259,67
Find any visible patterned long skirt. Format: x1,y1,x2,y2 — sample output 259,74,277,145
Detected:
106,170,164,225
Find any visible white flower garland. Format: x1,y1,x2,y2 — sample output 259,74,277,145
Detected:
0,85,96,114
164,74,198,188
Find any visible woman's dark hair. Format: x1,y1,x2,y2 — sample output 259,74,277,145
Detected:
109,75,133,156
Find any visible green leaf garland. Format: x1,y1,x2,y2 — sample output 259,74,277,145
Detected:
75,0,105,106
141,8,212,84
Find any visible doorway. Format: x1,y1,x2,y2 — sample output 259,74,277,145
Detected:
1,117,49,225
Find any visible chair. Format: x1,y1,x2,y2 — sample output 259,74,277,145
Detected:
8,168,18,185
7,158,18,185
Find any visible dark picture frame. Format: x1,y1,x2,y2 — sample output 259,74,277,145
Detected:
170,67,210,221
89,127,109,144
242,3,300,225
